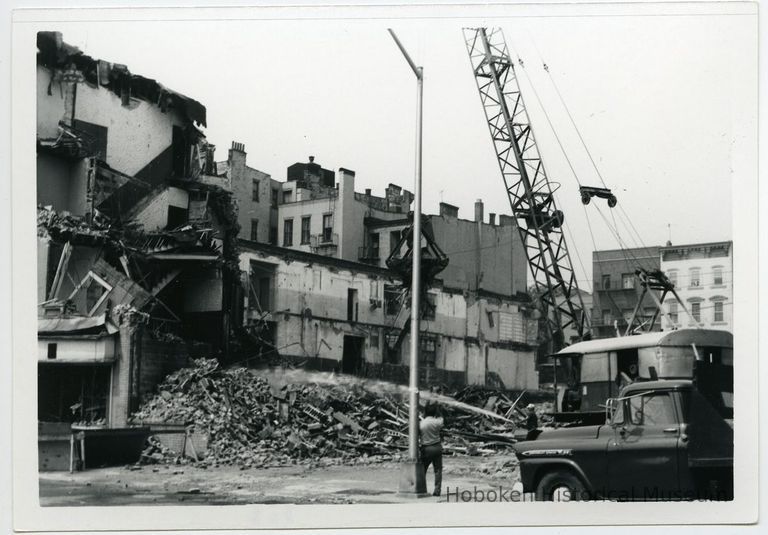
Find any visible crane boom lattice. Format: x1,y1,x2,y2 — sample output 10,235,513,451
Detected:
464,27,588,350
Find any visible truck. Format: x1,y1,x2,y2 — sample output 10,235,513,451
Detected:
514,379,733,501
544,329,733,426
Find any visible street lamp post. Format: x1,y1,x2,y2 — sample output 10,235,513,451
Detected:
388,28,427,496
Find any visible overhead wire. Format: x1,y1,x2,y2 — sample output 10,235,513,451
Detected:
527,34,660,275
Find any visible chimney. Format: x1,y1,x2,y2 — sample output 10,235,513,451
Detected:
489,213,496,226
309,155,315,163
474,199,484,223
499,214,515,227
228,141,246,170
439,202,459,218
365,188,371,196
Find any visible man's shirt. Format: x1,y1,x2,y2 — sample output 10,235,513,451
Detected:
419,416,444,446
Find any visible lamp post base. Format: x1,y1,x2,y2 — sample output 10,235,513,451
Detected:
397,459,428,497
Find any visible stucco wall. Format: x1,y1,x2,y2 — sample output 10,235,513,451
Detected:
37,65,69,140
37,154,89,216
133,186,189,231
278,196,340,252
487,346,537,390
430,214,524,296
73,81,185,177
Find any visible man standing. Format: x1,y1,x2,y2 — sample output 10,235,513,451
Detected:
525,403,541,441
419,403,444,497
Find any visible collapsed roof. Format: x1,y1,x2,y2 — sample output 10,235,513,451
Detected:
37,31,207,128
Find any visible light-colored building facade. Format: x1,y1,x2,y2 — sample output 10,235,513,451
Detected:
591,247,661,338
238,241,539,389
660,241,733,332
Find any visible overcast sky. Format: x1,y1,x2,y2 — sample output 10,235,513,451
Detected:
51,8,756,289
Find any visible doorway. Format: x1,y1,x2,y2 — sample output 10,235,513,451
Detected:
342,335,364,375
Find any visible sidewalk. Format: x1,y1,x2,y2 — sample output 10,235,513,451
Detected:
39,454,524,506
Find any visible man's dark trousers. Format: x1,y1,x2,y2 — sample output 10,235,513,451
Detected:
421,443,442,495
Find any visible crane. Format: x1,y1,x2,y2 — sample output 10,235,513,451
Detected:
463,27,588,353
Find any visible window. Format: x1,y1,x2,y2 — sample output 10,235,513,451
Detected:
47,343,57,360
601,274,611,290
271,188,279,208
390,230,402,251
73,119,108,160
420,336,437,368
668,301,679,324
714,301,724,323
602,309,613,324
629,393,676,426
689,268,701,287
713,267,724,286
322,214,333,242
667,270,678,286
301,216,311,244
252,179,260,202
347,288,358,322
622,273,634,289
423,294,437,320
369,233,380,258
85,279,107,313
250,219,259,241
283,189,292,203
283,218,294,246
691,302,701,323
621,309,633,325
384,285,401,315
166,206,187,230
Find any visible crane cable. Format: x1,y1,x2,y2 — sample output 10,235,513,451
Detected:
527,35,658,273
506,38,583,188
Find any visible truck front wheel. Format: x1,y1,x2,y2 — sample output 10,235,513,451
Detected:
536,469,588,501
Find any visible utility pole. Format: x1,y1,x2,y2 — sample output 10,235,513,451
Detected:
387,28,427,496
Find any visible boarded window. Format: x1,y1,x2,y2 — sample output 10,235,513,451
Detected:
499,311,525,343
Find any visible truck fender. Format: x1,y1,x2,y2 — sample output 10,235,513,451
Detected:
521,458,594,493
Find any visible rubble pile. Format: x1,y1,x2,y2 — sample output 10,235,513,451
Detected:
132,359,538,468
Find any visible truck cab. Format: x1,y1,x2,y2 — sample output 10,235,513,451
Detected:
515,380,733,501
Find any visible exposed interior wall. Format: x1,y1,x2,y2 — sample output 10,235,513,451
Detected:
73,82,183,177
133,186,189,231
486,347,537,390
182,267,224,312
239,246,537,389
37,65,69,139
37,154,89,216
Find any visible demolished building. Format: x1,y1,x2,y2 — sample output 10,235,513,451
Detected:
238,240,539,390
36,31,240,443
